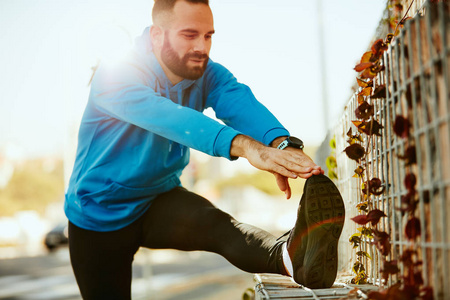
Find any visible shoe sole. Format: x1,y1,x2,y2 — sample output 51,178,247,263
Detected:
300,174,345,289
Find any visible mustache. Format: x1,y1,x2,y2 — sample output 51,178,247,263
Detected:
186,52,209,60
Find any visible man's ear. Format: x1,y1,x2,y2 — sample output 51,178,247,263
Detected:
150,25,163,49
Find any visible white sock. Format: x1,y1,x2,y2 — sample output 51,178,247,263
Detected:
282,243,294,277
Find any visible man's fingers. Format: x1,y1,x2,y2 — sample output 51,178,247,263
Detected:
274,174,291,199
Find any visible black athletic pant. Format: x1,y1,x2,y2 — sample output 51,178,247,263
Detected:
69,186,287,299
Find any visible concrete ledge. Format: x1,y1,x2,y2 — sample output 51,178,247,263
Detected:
253,274,379,299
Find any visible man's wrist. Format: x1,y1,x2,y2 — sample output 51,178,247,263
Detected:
270,136,288,148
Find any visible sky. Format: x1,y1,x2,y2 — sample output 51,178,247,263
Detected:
0,0,387,159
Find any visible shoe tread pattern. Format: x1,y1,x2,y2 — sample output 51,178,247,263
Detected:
301,175,345,289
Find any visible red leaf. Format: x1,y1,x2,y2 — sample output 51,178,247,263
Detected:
420,287,434,300
355,101,374,120
371,39,388,58
344,143,365,161
393,116,410,138
351,215,370,225
400,249,416,267
404,173,417,191
398,145,417,165
355,119,384,136
405,217,421,240
367,208,387,226
354,62,373,72
398,191,418,214
373,230,391,256
368,178,385,196
381,260,399,281
367,291,386,300
371,85,386,99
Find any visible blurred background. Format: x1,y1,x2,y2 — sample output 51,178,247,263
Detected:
0,0,385,299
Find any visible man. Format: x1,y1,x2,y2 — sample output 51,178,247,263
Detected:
65,0,345,298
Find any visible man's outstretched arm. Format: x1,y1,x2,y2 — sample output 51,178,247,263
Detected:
230,135,324,199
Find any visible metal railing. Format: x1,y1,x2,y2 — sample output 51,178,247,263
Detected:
317,2,449,299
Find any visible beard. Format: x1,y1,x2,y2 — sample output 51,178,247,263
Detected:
161,36,209,80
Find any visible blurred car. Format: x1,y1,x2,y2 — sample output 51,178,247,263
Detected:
44,221,68,251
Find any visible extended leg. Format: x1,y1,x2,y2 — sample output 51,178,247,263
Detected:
140,187,287,275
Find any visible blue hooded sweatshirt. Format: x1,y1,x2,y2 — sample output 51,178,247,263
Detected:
64,27,290,231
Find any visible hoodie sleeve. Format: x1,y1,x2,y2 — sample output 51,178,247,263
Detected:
203,61,290,146
89,60,241,160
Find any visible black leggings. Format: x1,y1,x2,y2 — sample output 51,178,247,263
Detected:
69,186,286,299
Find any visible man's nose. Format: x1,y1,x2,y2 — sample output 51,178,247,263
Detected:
193,38,208,53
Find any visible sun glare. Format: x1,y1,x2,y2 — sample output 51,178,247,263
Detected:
87,21,133,68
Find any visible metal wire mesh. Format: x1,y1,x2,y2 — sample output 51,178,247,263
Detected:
323,2,449,299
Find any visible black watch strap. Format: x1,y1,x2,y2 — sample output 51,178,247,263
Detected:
277,136,304,150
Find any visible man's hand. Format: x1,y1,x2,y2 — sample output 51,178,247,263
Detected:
230,135,324,199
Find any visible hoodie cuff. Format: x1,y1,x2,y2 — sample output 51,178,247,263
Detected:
213,127,242,160
262,128,290,146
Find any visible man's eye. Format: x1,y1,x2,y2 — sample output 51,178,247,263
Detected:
183,34,196,39
205,35,212,40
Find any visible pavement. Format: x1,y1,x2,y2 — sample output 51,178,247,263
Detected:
0,246,255,300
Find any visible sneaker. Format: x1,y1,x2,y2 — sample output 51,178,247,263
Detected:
288,174,345,289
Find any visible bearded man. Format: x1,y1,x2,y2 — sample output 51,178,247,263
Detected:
65,0,345,298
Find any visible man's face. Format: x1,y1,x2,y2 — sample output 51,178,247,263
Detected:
157,1,214,82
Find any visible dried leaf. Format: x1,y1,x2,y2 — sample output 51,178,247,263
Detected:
371,85,386,99
398,145,417,165
355,101,374,120
356,250,372,260
349,233,361,248
360,51,374,63
354,62,373,72
420,287,434,300
358,86,372,97
369,178,385,196
356,202,369,213
357,94,365,104
381,260,400,281
393,115,410,138
344,143,365,161
354,119,384,136
373,230,391,256
353,166,365,179
352,261,365,274
405,217,421,240
372,39,389,58
400,249,416,267
357,226,373,238
404,173,417,191
356,77,373,88
385,33,394,44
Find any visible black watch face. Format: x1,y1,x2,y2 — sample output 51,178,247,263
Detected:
289,136,304,148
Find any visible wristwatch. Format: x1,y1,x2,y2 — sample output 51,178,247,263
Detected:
277,136,304,150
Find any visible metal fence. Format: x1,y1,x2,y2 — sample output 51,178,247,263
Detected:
317,2,449,299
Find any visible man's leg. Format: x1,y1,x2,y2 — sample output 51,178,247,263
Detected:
68,221,141,300
140,186,288,275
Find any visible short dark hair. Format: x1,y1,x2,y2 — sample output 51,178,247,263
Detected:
152,0,209,25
